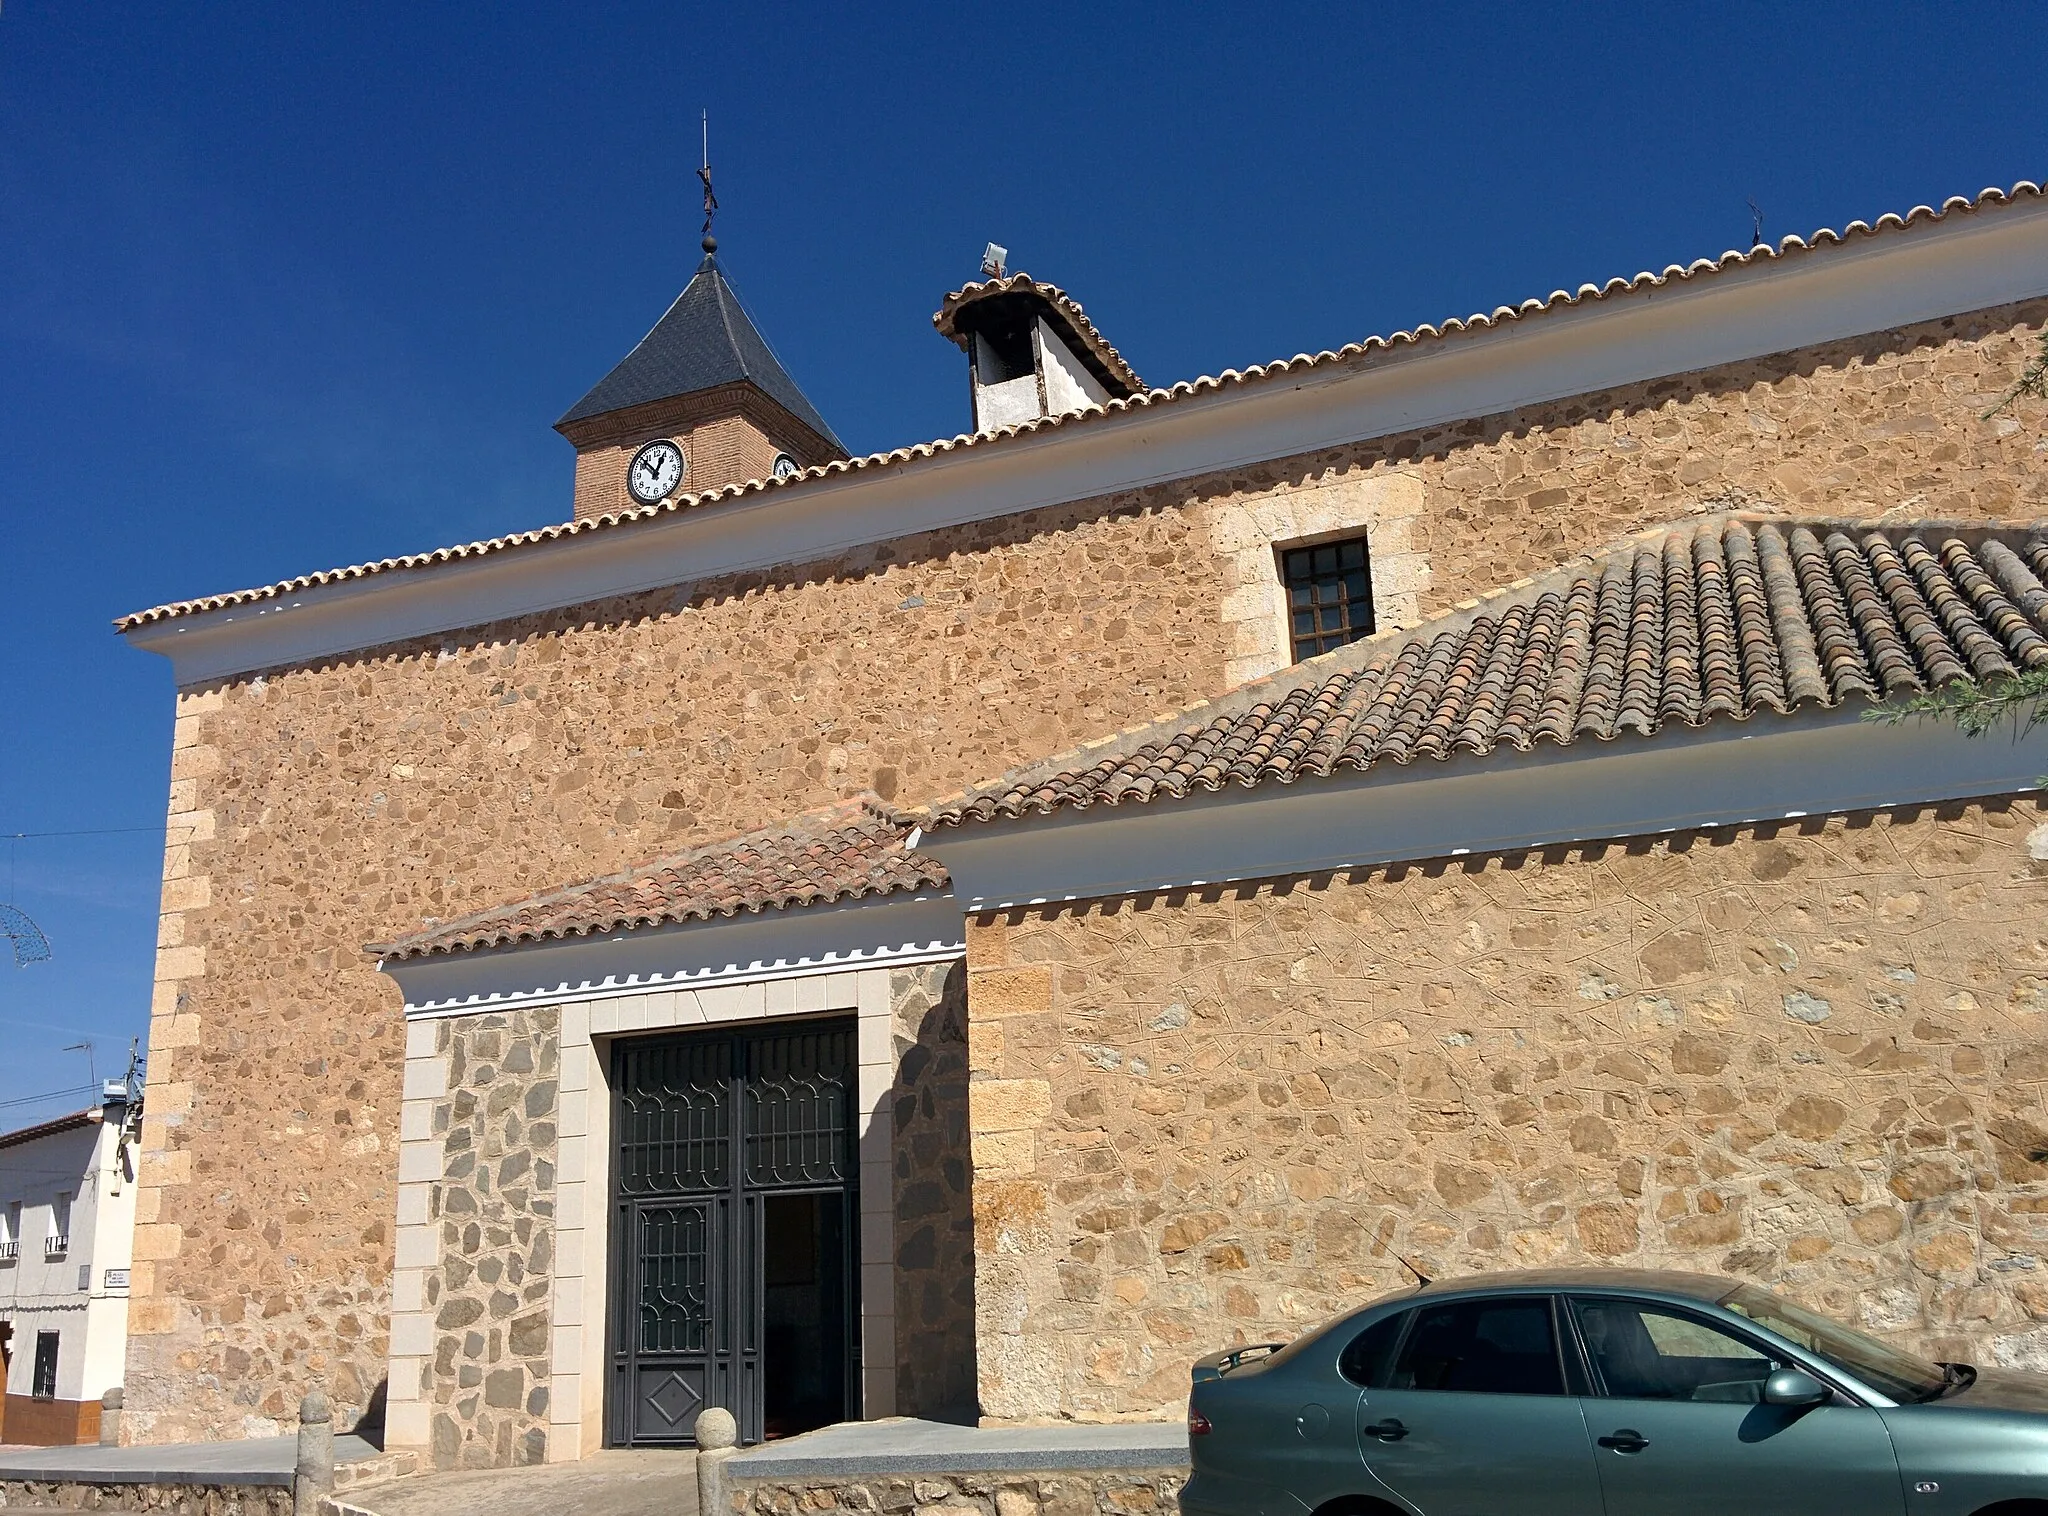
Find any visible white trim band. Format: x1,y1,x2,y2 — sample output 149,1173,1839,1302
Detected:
918,712,2048,912
382,891,965,1017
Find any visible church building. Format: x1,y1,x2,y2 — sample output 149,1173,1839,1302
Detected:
116,189,2048,1467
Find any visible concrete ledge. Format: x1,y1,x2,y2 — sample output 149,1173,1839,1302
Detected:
727,1419,1188,1479
0,1431,382,1487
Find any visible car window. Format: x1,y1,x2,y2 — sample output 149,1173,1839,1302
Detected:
1721,1284,1945,1403
1572,1297,1776,1403
1339,1310,1409,1387
1388,1297,1564,1396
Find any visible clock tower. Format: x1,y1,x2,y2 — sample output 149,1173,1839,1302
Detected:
556,238,847,520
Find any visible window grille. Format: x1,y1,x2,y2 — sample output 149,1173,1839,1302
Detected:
1282,535,1376,662
32,1330,59,1399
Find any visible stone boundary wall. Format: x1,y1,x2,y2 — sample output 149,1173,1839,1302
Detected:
0,1480,290,1514
966,796,2048,1420
729,1468,1186,1516
125,295,2048,1440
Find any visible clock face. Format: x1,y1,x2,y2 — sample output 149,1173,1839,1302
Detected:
628,440,685,504
772,452,800,482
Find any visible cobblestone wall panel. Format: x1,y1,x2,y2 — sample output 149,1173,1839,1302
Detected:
966,798,2048,1420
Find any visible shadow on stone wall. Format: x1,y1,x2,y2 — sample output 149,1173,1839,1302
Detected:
889,960,979,1423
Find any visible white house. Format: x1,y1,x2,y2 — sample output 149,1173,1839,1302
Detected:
0,1084,140,1445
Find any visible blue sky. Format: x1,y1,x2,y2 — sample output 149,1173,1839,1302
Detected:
1,1,2043,1123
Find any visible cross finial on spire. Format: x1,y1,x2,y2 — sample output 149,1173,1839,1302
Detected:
699,110,719,249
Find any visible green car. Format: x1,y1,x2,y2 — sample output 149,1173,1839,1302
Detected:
1182,1268,2048,1516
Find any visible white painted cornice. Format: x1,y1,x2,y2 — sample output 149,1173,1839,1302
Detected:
129,197,2048,686
914,712,2048,913
382,889,963,1018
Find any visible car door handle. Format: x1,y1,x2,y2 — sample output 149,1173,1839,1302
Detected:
1598,1429,1650,1454
1363,1418,1409,1441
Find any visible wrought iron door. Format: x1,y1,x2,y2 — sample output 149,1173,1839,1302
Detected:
608,1019,858,1447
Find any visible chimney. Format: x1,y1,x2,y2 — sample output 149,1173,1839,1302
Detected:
934,269,1143,435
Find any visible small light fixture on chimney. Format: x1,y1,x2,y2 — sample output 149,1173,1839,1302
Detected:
981,242,1008,280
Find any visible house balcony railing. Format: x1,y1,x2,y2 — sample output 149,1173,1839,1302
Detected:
0,1238,17,1263
44,1234,68,1259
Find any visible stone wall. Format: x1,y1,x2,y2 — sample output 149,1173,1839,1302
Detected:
889,961,978,1420
729,1468,1185,1516
964,797,2048,1421
127,295,2048,1439
0,1481,290,1514
409,1008,560,1469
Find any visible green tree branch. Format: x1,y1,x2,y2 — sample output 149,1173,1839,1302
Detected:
1984,328,2048,420
1865,668,2048,784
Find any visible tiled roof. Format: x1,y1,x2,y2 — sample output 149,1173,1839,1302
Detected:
0,1109,99,1150
932,272,1146,397
116,182,2044,632
916,515,2048,827
556,248,846,450
370,797,948,961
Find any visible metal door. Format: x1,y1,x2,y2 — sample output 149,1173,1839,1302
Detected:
608,1019,857,1447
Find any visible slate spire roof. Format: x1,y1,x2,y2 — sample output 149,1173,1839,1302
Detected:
916,514,2048,826
555,245,845,450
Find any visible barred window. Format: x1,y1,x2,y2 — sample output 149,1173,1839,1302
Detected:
33,1330,58,1399
1282,536,1376,661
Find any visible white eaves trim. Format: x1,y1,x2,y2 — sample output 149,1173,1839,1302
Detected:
382,890,963,1018
129,199,2048,685
915,712,2048,913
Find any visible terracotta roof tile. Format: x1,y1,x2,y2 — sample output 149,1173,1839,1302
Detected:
932,272,1145,396
916,515,2048,828
371,796,946,961
116,182,2044,632
0,1109,100,1150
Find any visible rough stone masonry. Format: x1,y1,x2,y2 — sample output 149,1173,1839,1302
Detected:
127,296,2048,1440
965,799,2048,1421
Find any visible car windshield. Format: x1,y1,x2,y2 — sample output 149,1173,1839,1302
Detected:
1722,1284,1947,1402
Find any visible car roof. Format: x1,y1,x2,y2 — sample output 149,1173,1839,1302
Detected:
1406,1268,1739,1304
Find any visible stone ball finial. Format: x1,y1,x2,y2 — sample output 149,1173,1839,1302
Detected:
101,1387,124,1410
696,1406,738,1450
702,235,718,256
299,1389,331,1425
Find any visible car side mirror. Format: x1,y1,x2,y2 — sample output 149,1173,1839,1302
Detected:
1763,1368,1830,1408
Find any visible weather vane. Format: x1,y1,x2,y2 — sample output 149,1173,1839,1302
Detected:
699,110,718,244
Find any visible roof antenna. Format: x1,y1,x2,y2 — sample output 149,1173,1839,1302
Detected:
1748,198,1765,251
981,241,1008,279
698,110,719,253
1392,1251,1433,1287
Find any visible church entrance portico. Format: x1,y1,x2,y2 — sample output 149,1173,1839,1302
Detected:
375,847,973,1468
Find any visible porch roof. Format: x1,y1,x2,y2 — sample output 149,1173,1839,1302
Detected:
369,795,946,962
912,514,2048,828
